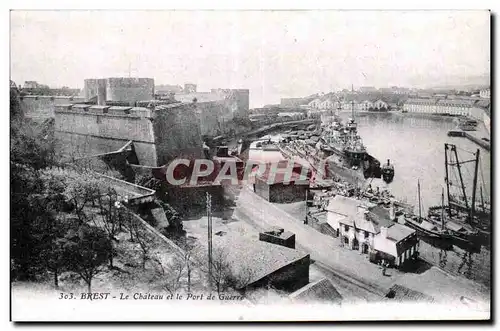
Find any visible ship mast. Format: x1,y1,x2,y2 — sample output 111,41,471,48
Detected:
417,179,422,221
470,149,480,222
444,144,452,217
441,187,445,231
351,84,355,121
480,186,485,213
452,144,469,212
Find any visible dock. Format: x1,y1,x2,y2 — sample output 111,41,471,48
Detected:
447,130,490,151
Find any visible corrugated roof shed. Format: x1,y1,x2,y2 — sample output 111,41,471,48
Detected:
213,234,310,290
385,284,434,303
289,278,342,304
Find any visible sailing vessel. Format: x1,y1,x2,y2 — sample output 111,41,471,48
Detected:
402,180,455,240
426,143,490,245
428,144,491,230
427,188,481,247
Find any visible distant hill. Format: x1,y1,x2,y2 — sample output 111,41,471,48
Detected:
429,73,490,91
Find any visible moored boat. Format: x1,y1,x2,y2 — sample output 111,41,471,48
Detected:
381,159,395,183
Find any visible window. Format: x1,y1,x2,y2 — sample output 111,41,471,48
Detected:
344,225,349,232
364,231,369,239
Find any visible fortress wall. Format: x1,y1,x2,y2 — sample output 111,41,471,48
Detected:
55,131,157,165
106,78,155,103
54,104,158,166
210,88,250,119
21,95,86,119
152,103,203,165
195,100,232,137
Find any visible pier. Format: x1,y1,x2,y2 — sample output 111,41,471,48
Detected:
447,130,490,151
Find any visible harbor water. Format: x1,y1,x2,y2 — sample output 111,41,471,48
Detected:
343,111,491,288
252,111,491,288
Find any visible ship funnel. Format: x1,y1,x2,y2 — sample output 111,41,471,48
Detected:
387,159,390,165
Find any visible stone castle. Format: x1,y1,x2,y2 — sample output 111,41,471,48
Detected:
41,77,250,167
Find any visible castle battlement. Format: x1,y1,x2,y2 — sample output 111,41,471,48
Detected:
54,103,153,118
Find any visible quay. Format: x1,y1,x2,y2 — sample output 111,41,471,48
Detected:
229,185,489,306
243,118,318,138
447,130,490,151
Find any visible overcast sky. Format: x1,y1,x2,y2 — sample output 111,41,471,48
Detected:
10,10,490,107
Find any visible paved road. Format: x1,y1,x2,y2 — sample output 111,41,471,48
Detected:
226,184,388,302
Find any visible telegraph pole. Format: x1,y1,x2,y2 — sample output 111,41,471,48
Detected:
206,192,213,289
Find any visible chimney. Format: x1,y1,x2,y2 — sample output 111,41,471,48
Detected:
380,226,388,239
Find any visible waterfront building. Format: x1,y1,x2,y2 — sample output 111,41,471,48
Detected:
402,98,481,117
372,99,389,110
338,207,394,254
307,96,341,110
360,100,373,110
307,110,322,118
480,88,490,99
435,99,476,116
308,98,322,109
326,195,375,236
372,224,419,268
326,195,416,258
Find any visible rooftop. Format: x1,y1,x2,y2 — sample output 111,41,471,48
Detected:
437,99,476,107
289,278,342,304
326,195,376,217
213,234,309,289
404,98,439,105
385,284,434,303
262,227,295,240
339,206,393,234
385,223,415,242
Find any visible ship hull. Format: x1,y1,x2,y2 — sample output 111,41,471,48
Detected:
321,145,381,180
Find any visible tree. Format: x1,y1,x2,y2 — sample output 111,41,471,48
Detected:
128,215,151,270
162,255,187,295
94,186,122,268
62,224,112,293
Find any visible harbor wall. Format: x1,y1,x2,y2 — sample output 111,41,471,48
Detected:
483,112,490,135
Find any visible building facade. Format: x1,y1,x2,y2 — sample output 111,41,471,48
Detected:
403,98,481,117
372,224,419,268
480,88,490,99
372,99,388,110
